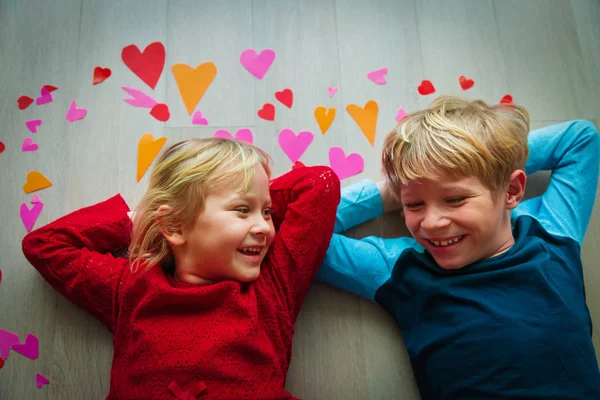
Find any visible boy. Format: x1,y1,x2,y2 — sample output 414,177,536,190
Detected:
317,96,600,399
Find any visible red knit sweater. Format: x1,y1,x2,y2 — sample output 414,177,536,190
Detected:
22,165,340,400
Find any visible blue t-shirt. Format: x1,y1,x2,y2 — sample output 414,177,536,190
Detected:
317,120,600,399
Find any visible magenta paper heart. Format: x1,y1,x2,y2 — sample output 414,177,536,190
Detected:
329,146,364,180
20,201,44,233
395,108,407,121
25,119,42,133
213,129,253,144
367,68,388,85
31,194,41,204
278,129,314,163
240,48,276,79
66,100,87,122
328,86,338,98
11,333,39,360
22,137,39,152
0,329,20,360
192,111,209,125
35,88,53,105
35,373,50,388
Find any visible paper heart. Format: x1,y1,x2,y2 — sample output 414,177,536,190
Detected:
328,86,338,98
66,100,87,122
23,171,53,194
11,333,39,360
240,48,276,79
31,194,41,204
192,111,208,125
122,86,159,108
137,133,167,182
121,42,165,89
150,103,170,122
257,103,275,121
329,146,364,180
35,88,53,105
35,373,50,389
20,201,44,232
367,68,388,85
278,129,314,163
346,100,379,146
25,119,42,133
395,108,407,121
500,94,513,104
0,329,20,360
459,75,475,90
93,66,112,85
43,85,58,93
22,137,39,152
314,106,336,135
417,80,436,96
172,62,217,115
18,95,34,110
0,141,5,154
0,357,4,369
275,88,293,108
214,129,253,144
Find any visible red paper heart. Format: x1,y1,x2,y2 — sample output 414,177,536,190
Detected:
258,103,275,121
93,67,112,85
417,80,436,96
18,96,34,110
0,357,4,369
150,103,170,122
0,142,5,154
121,42,166,89
275,88,293,108
459,75,474,90
500,94,513,104
43,84,58,93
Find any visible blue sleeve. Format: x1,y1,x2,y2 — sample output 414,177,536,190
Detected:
514,120,600,246
316,180,423,301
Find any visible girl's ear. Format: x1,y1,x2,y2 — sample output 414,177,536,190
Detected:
156,205,186,247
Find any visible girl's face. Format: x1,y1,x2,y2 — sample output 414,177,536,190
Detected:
176,165,275,284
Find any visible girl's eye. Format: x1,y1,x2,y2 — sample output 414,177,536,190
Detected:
447,197,466,204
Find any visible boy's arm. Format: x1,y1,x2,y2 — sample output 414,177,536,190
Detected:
515,120,600,246
22,194,132,331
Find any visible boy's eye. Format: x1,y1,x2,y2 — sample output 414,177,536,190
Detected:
447,197,466,204
236,207,250,213
263,208,273,216
404,202,423,210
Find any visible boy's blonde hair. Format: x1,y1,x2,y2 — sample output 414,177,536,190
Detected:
128,138,272,273
382,95,530,194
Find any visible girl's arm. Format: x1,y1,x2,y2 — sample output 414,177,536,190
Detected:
21,194,132,332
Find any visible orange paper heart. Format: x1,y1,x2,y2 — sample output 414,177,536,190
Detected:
23,171,53,194
314,106,336,135
172,62,217,115
345,100,378,145
137,133,167,182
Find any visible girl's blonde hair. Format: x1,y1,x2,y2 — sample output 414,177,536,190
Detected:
382,95,530,194
128,138,272,273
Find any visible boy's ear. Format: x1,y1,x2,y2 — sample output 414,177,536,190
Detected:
156,205,186,247
505,169,527,210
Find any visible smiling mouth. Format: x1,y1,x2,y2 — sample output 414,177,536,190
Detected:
427,235,465,247
237,247,263,256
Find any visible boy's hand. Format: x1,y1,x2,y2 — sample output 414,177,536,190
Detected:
376,180,403,214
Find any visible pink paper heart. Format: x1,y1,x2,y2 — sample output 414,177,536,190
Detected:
20,201,44,233
395,108,407,121
22,137,39,152
328,86,338,98
278,129,314,163
0,329,20,360
329,146,364,180
367,68,388,85
31,194,41,204
66,100,87,122
11,333,39,360
213,129,253,144
240,48,276,79
122,86,159,108
35,88,53,105
25,119,42,133
192,111,209,125
35,373,50,389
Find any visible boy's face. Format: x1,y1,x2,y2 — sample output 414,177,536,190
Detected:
400,171,518,269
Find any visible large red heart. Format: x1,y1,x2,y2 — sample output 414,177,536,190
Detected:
417,80,436,96
93,67,112,85
258,103,275,121
18,95,34,110
275,88,293,108
121,42,165,89
459,75,474,90
150,103,170,122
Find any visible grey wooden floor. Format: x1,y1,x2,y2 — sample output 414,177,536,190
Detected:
1,0,599,399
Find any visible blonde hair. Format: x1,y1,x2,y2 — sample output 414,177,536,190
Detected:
382,95,530,194
128,138,272,273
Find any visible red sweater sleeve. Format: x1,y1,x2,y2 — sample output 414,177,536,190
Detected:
21,194,132,332
266,165,341,319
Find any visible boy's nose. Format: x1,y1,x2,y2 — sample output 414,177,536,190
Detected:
421,208,451,231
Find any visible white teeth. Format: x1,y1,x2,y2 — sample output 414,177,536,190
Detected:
240,247,261,253
430,236,462,247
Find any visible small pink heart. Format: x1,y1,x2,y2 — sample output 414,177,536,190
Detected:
278,129,314,163
213,129,253,144
192,111,209,125
25,119,42,133
35,88,53,105
395,108,407,121
35,373,50,389
22,137,39,152
0,329,20,360
66,100,87,122
31,194,41,204
240,48,276,79
367,68,388,85
328,86,338,98
20,202,44,233
329,146,364,180
11,333,39,360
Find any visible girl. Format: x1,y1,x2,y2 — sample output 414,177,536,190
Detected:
22,138,341,399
